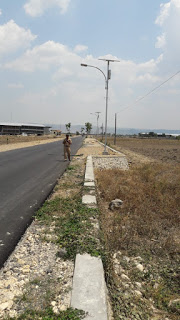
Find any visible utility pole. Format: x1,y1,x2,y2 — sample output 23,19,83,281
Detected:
114,113,117,145
101,123,104,141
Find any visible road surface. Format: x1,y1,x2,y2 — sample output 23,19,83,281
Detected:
0,136,83,268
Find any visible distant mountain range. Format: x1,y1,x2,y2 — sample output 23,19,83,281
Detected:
47,124,180,136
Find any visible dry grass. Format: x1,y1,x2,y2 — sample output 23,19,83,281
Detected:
96,163,180,258
96,150,180,318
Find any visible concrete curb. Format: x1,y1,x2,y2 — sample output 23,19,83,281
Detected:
82,155,97,207
84,155,95,182
70,154,109,319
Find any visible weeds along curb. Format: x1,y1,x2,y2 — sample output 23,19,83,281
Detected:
33,153,108,319
36,162,103,260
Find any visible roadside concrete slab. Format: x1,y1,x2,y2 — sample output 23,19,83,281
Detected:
84,181,95,187
82,195,97,205
85,156,95,181
85,169,94,181
71,254,108,320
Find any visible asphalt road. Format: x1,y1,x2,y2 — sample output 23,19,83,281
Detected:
0,136,83,268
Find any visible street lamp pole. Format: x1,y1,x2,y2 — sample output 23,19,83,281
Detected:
81,59,119,154
81,64,106,86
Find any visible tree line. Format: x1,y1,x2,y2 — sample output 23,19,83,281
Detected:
65,122,92,135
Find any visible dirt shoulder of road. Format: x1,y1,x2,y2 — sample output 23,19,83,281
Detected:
0,136,64,153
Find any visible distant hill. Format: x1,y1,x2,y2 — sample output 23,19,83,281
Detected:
113,128,180,135
46,124,180,136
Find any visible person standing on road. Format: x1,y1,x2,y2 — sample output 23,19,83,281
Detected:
63,134,72,161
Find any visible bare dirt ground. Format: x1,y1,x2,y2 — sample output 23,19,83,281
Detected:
0,135,65,153
80,138,116,156
105,137,180,166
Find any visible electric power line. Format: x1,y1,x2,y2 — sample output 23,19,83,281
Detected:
118,70,180,113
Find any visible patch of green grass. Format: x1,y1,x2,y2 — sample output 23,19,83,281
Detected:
83,187,95,193
36,198,61,222
56,197,102,259
36,196,102,259
59,183,82,189
143,262,180,314
29,278,41,286
110,284,151,320
150,282,174,311
160,264,180,295
66,165,80,175
67,165,78,171
7,307,86,320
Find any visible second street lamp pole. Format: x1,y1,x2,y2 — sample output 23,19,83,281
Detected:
96,111,101,136
90,112,101,136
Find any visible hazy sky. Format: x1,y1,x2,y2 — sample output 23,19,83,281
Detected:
0,0,180,130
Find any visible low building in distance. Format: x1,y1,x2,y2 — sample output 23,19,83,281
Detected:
50,129,62,136
0,123,51,135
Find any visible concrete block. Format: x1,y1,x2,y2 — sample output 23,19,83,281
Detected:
85,156,95,181
84,181,95,187
71,254,108,320
82,195,97,205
